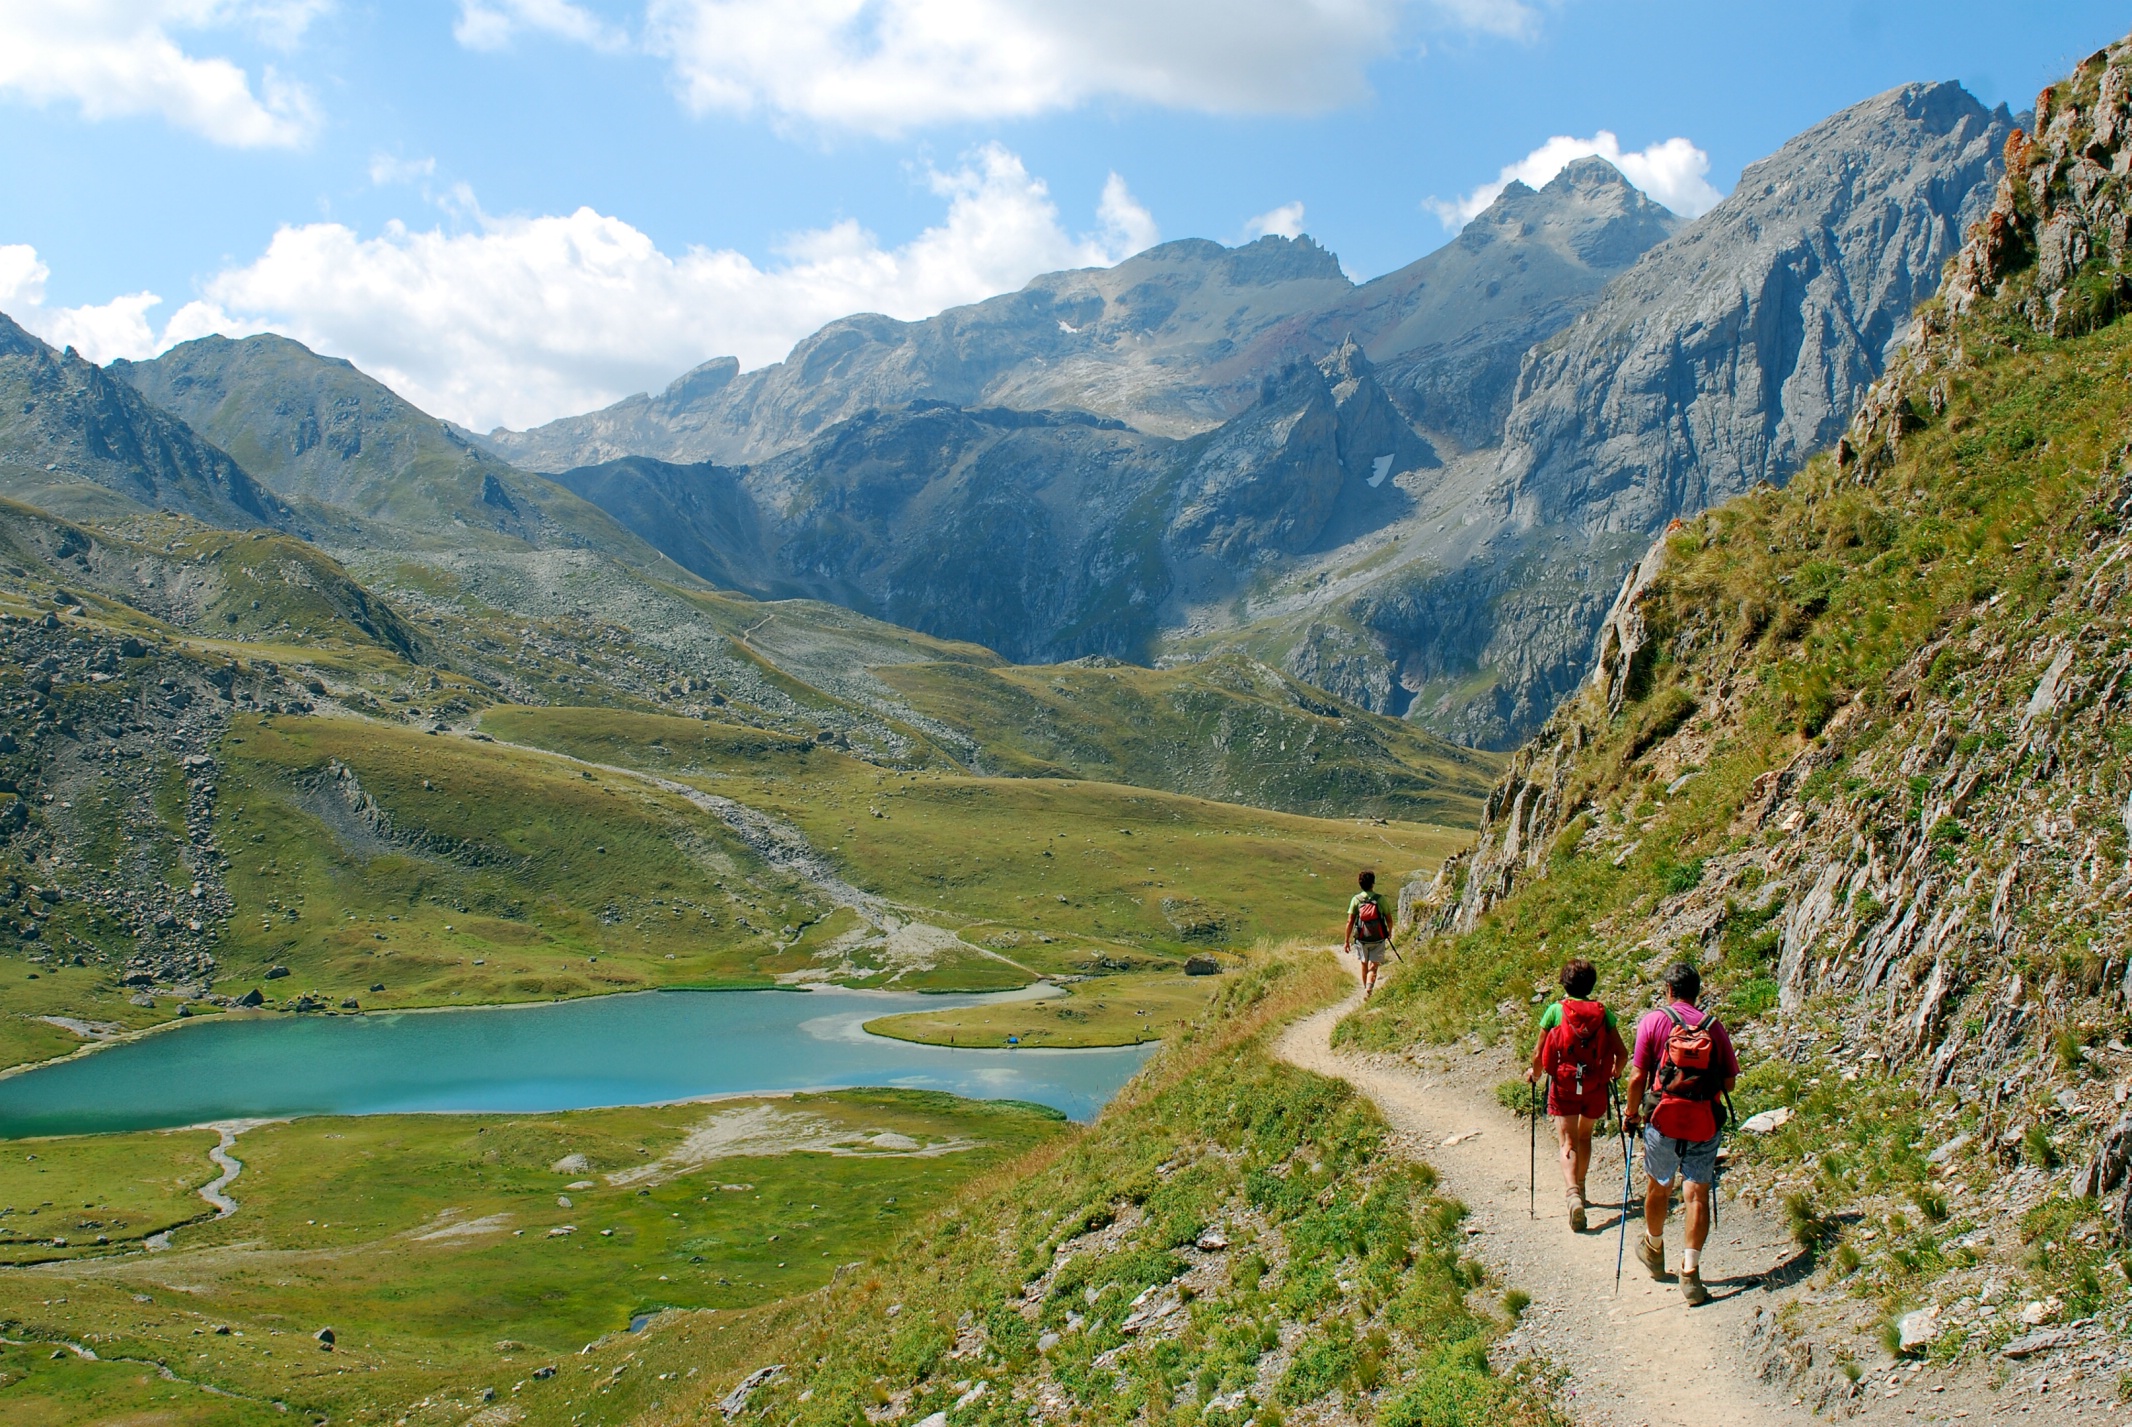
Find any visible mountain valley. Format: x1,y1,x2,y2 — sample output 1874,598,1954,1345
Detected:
2,22,2131,1427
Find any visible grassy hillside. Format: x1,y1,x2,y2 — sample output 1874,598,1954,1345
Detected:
612,950,1560,1427
0,562,1471,1074
481,704,1471,973
212,715,836,1006
873,655,1500,822
1338,86,2132,1377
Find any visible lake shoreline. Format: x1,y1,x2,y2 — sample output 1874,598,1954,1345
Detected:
0,984,1152,1139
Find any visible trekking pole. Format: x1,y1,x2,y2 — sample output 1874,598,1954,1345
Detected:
1615,1098,1633,1295
1528,1079,1539,1220
1712,1094,1736,1232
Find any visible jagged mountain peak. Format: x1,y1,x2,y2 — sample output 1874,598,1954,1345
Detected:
1453,155,1679,270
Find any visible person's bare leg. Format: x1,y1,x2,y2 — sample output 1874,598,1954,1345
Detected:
1637,1171,1670,1276
1551,1116,1579,1191
1679,1179,1713,1303
1644,1176,1670,1236
1683,1181,1711,1255
1569,1119,1594,1194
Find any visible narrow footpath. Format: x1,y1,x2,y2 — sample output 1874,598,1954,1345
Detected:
1277,966,1818,1427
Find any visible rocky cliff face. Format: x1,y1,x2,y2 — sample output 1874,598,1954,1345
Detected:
1321,157,1681,452
1495,81,2013,534
1373,47,2132,1350
500,169,1678,674
546,340,1437,664
0,314,296,532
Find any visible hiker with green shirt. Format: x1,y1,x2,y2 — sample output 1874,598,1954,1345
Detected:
1343,870,1393,997
1526,958,1629,1231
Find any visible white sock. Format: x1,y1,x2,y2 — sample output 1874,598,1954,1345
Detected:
1682,1248,1701,1273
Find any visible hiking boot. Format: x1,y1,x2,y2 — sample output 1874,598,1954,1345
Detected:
1566,1189,1587,1233
1680,1268,1710,1306
1636,1232,1666,1280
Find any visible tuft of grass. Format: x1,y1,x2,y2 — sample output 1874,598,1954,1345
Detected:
1496,1078,1543,1118
1785,1191,1833,1251
1502,1288,1532,1319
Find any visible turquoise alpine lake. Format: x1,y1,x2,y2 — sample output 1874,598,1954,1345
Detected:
0,988,1157,1138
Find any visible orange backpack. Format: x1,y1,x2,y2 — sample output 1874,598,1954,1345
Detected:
1651,1005,1726,1141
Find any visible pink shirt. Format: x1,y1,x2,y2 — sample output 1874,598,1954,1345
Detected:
1631,1002,1740,1080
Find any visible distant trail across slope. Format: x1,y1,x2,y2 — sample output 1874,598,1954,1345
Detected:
474,732,1039,980
1277,959,1815,1427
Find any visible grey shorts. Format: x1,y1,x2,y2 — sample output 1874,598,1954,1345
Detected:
1355,940,1389,965
1642,1125,1721,1186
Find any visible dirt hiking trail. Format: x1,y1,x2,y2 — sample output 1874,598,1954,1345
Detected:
1278,963,1819,1427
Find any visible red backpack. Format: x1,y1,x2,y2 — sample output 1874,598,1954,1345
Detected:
1651,1004,1726,1141
1353,894,1390,943
1543,999,1609,1098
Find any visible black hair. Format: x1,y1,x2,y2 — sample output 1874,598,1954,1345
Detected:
1560,959,1597,998
1357,869,1376,891
1663,961,1702,1002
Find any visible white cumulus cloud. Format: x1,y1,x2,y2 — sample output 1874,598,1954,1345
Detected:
1244,201,1306,241
7,147,1160,433
454,0,629,52
0,243,229,359
1429,130,1727,228
0,1,323,148
638,0,1534,133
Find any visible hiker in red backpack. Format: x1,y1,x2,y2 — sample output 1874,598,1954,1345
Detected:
1343,870,1393,997
1622,961,1740,1306
1526,958,1630,1232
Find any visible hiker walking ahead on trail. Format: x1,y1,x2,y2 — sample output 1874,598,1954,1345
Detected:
1343,870,1393,998
1623,961,1739,1307
1526,958,1630,1232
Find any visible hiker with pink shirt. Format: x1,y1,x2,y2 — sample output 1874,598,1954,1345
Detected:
1621,961,1739,1306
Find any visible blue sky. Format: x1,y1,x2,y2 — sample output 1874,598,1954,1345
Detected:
0,1,2123,431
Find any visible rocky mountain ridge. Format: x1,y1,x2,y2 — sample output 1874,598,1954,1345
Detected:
0,314,297,533
482,87,2015,750
112,333,684,566
488,159,1678,479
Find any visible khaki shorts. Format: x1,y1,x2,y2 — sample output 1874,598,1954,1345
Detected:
1354,940,1390,965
